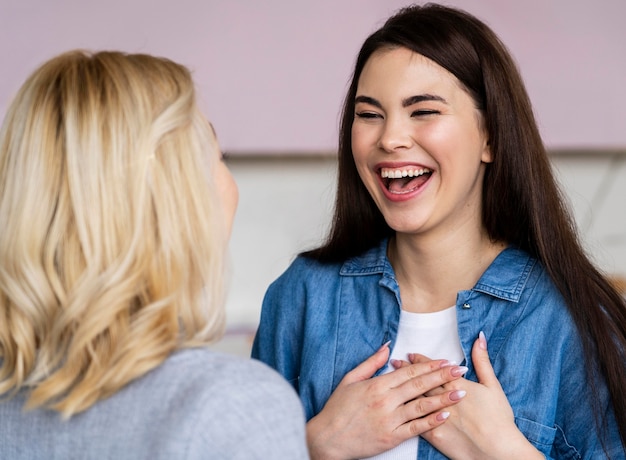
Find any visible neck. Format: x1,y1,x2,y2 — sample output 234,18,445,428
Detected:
388,229,506,313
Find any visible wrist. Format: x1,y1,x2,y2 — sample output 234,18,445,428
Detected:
492,431,544,460
307,415,344,460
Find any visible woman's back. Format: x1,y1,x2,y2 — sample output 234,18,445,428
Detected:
0,348,308,459
0,50,309,458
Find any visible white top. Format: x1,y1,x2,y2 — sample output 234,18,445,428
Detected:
364,306,464,460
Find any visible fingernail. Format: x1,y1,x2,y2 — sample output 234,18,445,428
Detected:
390,359,402,369
439,360,458,368
479,331,487,350
451,366,469,377
378,340,391,352
449,390,467,401
436,411,450,421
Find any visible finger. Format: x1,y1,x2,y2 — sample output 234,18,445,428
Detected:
472,331,500,388
338,341,391,386
402,388,467,421
391,354,449,369
390,359,410,370
384,358,457,389
394,409,453,440
407,353,432,364
393,358,465,397
392,364,468,404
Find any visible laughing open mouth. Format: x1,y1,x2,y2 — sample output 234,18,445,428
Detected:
380,167,432,194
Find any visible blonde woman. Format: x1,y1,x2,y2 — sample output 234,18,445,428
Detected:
0,50,308,459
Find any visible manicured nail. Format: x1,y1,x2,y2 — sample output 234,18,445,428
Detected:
449,390,467,401
479,331,487,350
451,366,469,377
390,359,402,369
378,340,391,352
437,411,450,421
439,360,458,368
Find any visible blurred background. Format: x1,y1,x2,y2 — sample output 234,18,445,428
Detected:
2,0,625,356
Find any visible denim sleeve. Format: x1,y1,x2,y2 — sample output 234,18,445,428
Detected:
550,332,625,459
251,258,307,393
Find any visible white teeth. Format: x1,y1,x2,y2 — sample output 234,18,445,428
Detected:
381,167,431,179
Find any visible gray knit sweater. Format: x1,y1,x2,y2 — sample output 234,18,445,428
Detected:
0,348,309,459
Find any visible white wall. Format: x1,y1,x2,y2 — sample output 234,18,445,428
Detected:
552,153,626,274
225,156,337,326
211,155,338,356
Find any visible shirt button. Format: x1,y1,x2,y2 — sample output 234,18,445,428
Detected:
462,303,471,309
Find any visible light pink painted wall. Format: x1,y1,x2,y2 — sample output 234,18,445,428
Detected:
1,0,624,153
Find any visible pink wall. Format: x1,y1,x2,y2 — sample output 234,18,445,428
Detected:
1,0,624,153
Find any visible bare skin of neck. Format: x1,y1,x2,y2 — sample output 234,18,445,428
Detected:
388,228,506,314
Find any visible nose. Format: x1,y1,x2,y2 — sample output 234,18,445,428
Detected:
377,116,412,153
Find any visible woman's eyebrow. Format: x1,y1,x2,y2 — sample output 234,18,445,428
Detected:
354,95,382,108
402,94,447,107
354,94,447,108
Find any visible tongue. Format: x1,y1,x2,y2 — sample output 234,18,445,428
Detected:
388,175,429,193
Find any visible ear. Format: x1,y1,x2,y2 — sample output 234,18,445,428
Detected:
478,115,493,164
481,142,493,164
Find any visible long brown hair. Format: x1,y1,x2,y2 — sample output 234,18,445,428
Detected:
306,3,626,453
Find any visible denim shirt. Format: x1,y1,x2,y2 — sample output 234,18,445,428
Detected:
252,239,624,459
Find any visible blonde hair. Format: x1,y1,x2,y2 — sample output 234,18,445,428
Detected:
0,50,227,417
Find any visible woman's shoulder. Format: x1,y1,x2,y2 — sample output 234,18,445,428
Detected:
0,349,307,459
161,348,298,393
159,349,308,458
102,349,307,458
116,348,303,413
285,253,343,275
276,240,389,285
146,349,306,433
267,254,344,296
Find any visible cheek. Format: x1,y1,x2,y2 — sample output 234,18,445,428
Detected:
223,173,239,216
350,124,373,164
230,177,239,213
215,164,238,221
418,122,454,148
221,179,238,239
350,136,370,181
423,122,483,164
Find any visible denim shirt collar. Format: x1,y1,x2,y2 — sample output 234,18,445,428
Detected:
339,238,536,303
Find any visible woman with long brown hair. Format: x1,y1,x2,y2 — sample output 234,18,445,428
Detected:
253,3,626,458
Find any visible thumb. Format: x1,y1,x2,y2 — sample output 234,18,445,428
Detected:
339,341,390,386
472,331,500,388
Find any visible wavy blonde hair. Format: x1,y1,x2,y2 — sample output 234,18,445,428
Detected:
0,50,227,417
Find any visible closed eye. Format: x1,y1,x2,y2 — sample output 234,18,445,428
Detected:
355,111,383,119
411,109,440,116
